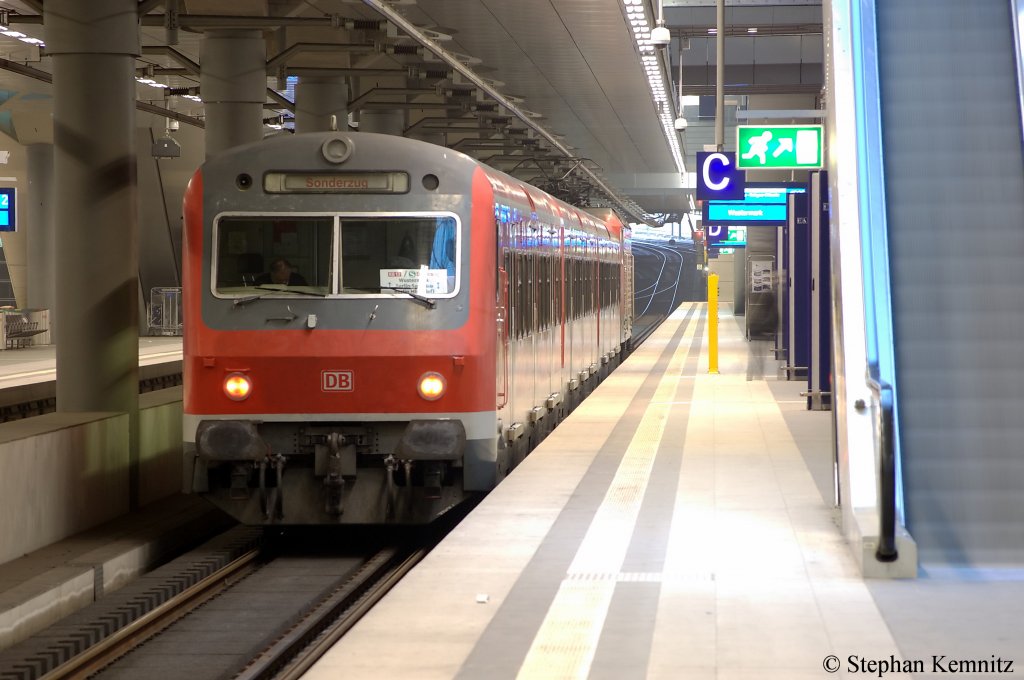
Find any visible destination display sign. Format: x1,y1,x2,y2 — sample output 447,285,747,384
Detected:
380,267,448,295
702,183,807,227
264,172,410,194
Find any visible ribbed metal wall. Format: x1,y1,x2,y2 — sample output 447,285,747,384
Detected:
878,0,1024,565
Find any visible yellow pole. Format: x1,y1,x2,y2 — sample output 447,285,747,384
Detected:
708,273,719,374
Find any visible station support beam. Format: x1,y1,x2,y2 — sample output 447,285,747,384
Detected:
25,143,55,316
200,30,266,157
360,109,406,135
46,0,141,498
295,75,349,134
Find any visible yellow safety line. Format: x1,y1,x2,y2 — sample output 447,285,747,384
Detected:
516,303,700,680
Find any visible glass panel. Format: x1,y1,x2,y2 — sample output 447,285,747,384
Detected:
339,216,458,296
214,216,333,296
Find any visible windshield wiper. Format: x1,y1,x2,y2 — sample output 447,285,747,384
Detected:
253,285,327,298
233,286,327,307
233,293,268,307
389,287,437,309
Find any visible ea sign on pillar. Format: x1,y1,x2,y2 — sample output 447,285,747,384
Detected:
696,152,745,201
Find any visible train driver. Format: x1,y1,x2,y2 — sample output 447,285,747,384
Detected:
256,258,308,286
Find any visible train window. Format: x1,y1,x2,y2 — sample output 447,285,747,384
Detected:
571,259,580,319
557,258,565,327
541,255,550,330
213,216,333,296
212,213,460,299
527,253,535,334
338,215,459,297
514,252,524,338
505,250,514,337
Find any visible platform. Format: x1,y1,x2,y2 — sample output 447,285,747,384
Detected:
0,336,182,391
306,302,1024,679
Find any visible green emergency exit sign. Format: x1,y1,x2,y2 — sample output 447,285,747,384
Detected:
736,125,823,170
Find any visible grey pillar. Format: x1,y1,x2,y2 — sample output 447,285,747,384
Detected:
360,109,406,135
25,143,55,316
201,30,266,157
734,248,745,314
47,0,140,497
295,76,349,134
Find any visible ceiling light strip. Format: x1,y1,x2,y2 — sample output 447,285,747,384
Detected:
622,0,685,177
359,0,647,223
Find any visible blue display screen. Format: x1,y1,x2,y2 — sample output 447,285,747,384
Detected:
708,204,788,222
707,225,747,248
0,188,14,232
703,182,805,226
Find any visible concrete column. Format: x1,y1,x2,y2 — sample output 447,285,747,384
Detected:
295,76,349,134
46,0,140,498
25,143,55,315
200,30,266,157
360,109,406,135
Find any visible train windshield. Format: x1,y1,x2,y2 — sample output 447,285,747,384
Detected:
339,216,457,296
214,216,333,296
212,213,459,298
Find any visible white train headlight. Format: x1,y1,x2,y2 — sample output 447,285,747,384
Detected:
224,373,252,401
417,372,446,401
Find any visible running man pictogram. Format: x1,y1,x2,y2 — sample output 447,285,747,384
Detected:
741,131,773,165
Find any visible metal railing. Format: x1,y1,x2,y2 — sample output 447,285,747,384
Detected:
866,364,898,562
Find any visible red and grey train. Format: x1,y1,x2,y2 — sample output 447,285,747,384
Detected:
182,131,633,524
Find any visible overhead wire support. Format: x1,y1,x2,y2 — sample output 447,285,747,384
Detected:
358,0,646,223
715,0,725,150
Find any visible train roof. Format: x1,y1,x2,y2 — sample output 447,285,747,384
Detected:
479,165,617,243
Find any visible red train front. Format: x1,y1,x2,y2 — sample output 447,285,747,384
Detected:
182,131,630,524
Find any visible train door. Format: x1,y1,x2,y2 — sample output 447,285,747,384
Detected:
559,225,567,395
528,232,538,428
497,216,510,419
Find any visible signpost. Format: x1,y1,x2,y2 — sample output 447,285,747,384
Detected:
736,125,823,170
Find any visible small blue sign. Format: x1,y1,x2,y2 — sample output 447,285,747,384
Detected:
696,151,745,201
0,188,14,232
706,225,747,247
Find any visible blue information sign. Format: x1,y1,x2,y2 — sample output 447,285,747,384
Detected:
702,183,806,227
0,188,14,232
706,225,747,248
696,151,745,201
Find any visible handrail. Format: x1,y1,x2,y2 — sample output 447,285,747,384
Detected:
866,364,898,562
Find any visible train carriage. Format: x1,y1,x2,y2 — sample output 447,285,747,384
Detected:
182,131,632,524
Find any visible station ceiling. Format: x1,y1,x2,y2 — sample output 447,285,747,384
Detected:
0,0,822,223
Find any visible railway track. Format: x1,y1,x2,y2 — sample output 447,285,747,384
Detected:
41,547,263,680
631,239,698,347
1,503,475,680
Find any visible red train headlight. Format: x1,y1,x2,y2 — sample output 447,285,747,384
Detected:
417,372,446,401
224,373,252,401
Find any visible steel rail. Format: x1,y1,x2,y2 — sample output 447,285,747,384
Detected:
39,548,262,680
236,546,428,680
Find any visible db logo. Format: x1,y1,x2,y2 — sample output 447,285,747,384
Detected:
322,370,354,392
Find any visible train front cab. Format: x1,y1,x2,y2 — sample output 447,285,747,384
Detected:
181,134,504,524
